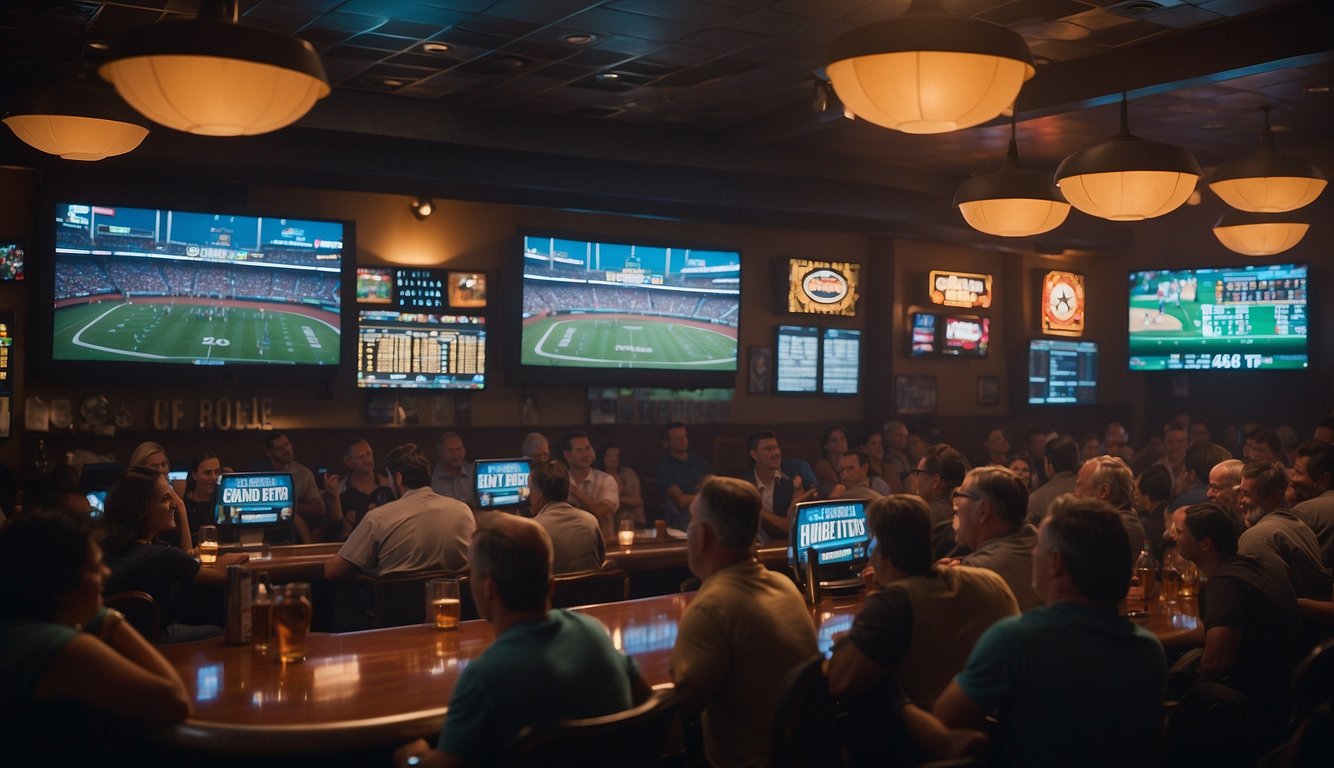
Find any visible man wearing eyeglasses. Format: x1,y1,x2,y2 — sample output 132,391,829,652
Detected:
947,466,1040,611
910,444,968,560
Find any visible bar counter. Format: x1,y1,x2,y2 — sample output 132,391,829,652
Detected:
154,586,1198,756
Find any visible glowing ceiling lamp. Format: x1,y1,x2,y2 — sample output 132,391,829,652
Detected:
825,0,1034,135
99,0,329,137
1208,107,1326,212
1212,212,1309,256
3,77,148,161
1055,94,1200,221
955,115,1069,237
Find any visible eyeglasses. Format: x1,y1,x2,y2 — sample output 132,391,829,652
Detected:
910,468,939,477
1207,482,1236,492
951,489,980,501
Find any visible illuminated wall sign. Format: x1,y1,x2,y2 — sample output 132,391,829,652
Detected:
787,258,860,316
1042,270,1086,337
929,270,992,309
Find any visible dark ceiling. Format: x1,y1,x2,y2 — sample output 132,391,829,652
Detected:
1,0,1331,249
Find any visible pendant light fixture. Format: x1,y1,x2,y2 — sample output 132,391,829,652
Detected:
3,75,149,162
1212,212,1309,256
99,0,329,137
955,114,1070,237
1055,94,1200,221
1208,107,1327,212
825,0,1034,134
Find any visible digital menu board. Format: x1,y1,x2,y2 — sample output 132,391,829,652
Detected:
821,328,861,395
1029,339,1098,405
775,325,819,394
357,311,486,389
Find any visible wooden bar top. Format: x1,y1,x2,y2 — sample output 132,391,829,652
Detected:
154,582,1198,755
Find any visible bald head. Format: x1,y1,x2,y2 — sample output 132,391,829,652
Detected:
471,514,553,613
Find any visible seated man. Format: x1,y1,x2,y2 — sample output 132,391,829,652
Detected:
395,515,649,768
654,421,714,531
910,443,969,559
1175,503,1307,749
827,494,1018,708
1291,439,1334,568
1234,460,1331,600
926,497,1167,767
529,460,604,575
744,431,815,543
673,476,818,768
831,449,884,502
430,432,474,506
1071,455,1147,561
948,466,1040,610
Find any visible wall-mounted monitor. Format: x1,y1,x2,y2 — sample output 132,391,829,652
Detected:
775,325,819,394
357,311,485,389
821,328,860,395
785,258,860,317
47,202,345,381
0,241,24,281
1128,263,1308,371
513,232,740,388
447,271,487,309
394,267,447,310
474,459,531,510
1029,339,1098,405
356,267,393,304
942,315,990,357
909,312,937,357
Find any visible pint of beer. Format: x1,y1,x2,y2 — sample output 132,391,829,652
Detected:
427,578,461,631
274,582,313,662
198,525,219,566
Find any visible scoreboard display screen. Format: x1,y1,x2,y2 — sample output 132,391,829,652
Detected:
474,459,531,509
215,473,295,526
1128,263,1308,371
357,311,486,389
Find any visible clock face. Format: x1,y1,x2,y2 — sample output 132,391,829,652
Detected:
1042,271,1085,336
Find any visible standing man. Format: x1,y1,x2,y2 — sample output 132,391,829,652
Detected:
561,433,618,543
324,443,475,580
672,477,817,768
655,421,714,532
394,515,647,768
745,430,815,543
925,497,1167,767
431,432,474,506
911,443,969,560
832,449,884,502
262,431,325,543
948,466,1040,611
529,460,604,574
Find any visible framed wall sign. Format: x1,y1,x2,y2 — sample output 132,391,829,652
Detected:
786,258,861,316
1041,270,1086,336
928,270,992,309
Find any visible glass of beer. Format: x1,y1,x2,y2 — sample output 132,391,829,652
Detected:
427,578,461,631
198,525,219,566
618,516,636,547
274,582,313,662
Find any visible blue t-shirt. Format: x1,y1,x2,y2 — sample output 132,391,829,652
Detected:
437,610,639,767
954,602,1166,768
655,453,713,528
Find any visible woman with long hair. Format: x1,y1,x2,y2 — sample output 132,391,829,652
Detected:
102,466,246,642
180,449,223,543
0,511,190,762
129,441,192,553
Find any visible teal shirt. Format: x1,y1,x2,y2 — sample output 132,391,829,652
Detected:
437,609,638,766
954,602,1166,767
0,618,80,716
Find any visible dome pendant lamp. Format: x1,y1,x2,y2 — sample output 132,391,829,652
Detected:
826,0,1035,134
955,114,1070,237
3,75,149,162
1213,212,1309,256
1055,94,1200,221
99,0,329,137
1208,107,1326,212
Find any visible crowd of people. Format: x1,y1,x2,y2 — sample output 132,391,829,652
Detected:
55,256,340,307
3,414,1332,766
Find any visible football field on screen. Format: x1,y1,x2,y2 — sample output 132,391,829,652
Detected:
53,301,339,364
522,315,736,369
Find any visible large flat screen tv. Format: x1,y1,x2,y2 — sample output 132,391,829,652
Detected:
1029,339,1098,405
49,202,345,379
513,232,740,388
356,310,486,389
1128,263,1308,371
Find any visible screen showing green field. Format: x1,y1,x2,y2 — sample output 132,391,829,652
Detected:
521,235,739,371
53,203,342,366
1128,263,1307,371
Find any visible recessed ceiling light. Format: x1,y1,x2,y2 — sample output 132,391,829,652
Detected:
596,72,620,82
381,79,405,88
87,41,109,51
1303,84,1330,94
560,33,595,46
421,42,451,54
495,56,527,70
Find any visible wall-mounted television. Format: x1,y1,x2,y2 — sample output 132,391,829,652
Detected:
356,267,393,304
46,202,346,382
910,312,937,357
512,232,740,388
774,325,860,396
1029,339,1098,405
357,311,486,389
821,328,860,395
942,315,990,357
0,241,24,281
1128,263,1308,371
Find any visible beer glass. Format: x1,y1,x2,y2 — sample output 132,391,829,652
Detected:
618,516,636,547
427,578,461,631
274,582,313,662
198,525,219,566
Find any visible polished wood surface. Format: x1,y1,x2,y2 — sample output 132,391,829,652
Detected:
237,542,342,582
156,579,1197,755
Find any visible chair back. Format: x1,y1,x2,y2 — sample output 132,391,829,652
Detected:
499,688,679,768
1292,638,1334,722
770,655,842,768
357,571,447,628
551,568,629,608
104,591,161,643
